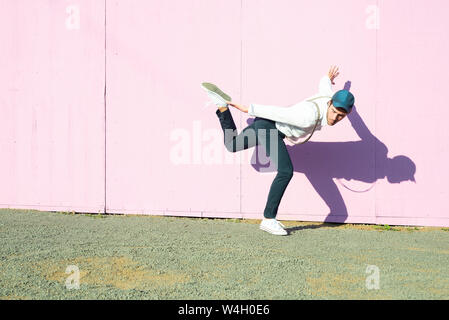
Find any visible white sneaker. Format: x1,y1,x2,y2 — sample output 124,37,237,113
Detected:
259,218,288,236
200,82,230,107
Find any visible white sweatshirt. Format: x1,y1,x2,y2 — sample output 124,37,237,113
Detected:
248,75,334,144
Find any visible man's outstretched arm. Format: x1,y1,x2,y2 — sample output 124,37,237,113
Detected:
225,101,248,113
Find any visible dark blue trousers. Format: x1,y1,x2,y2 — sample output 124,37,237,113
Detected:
216,108,294,219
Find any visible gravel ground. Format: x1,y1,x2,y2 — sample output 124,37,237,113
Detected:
0,209,448,299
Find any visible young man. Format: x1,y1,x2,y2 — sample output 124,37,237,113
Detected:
201,66,355,235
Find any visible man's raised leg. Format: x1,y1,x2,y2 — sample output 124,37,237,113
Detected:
216,108,259,153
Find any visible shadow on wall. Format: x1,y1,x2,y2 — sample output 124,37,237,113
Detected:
249,81,417,224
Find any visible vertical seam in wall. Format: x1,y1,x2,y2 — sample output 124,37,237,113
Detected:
103,0,107,214
374,0,378,224
239,0,243,216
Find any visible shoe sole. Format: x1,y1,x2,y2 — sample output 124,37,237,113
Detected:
259,225,287,236
201,82,232,102
202,88,228,107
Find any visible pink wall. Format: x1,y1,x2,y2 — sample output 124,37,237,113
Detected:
1,0,448,227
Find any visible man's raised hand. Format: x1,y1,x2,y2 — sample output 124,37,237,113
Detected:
328,65,340,85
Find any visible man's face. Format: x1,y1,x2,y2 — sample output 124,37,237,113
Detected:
326,101,348,126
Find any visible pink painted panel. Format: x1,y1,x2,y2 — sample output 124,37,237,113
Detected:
105,0,242,217
0,0,105,212
375,0,449,226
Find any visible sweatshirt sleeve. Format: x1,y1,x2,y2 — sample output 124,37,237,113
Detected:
319,75,334,96
248,102,317,128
